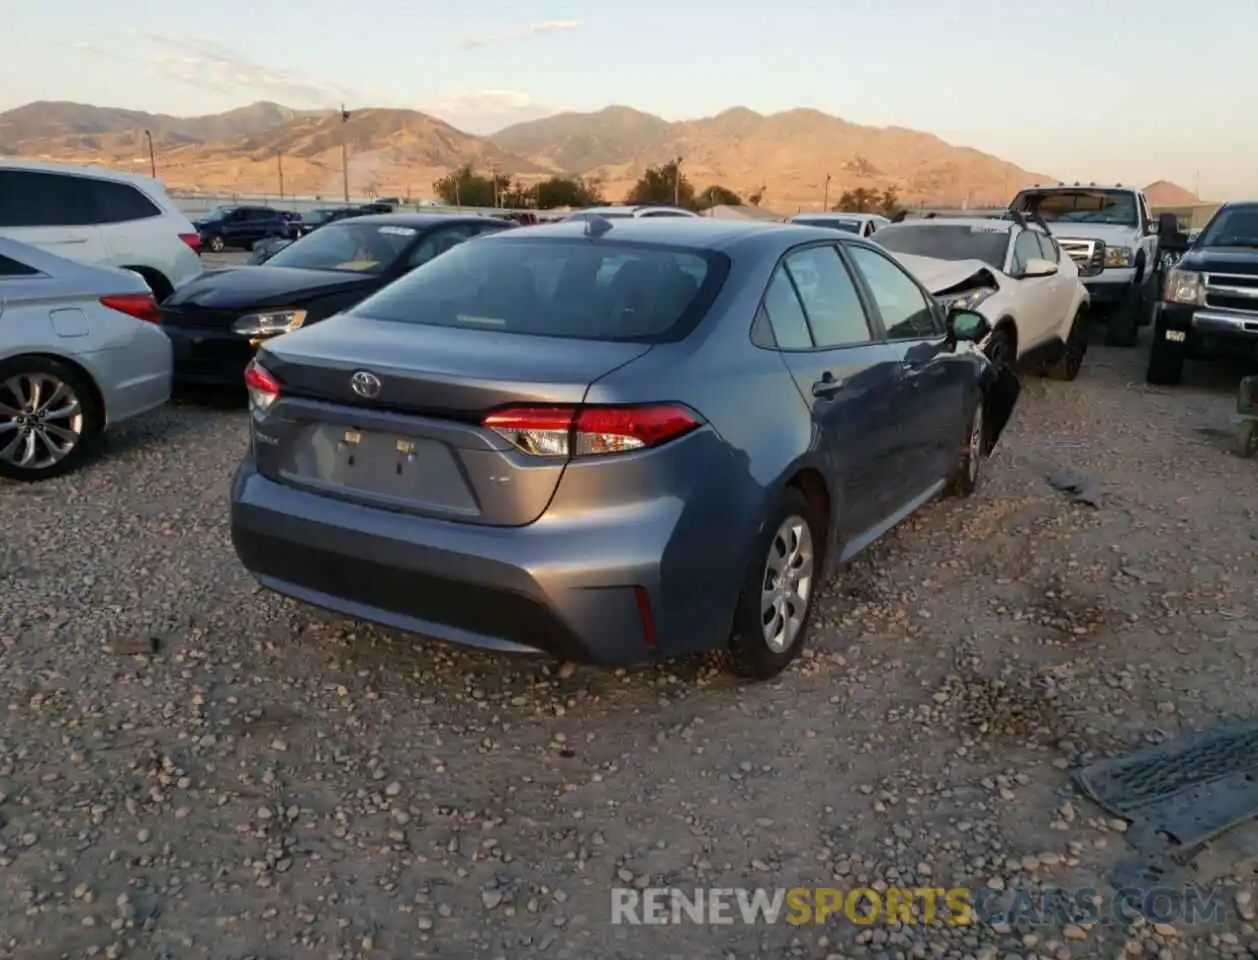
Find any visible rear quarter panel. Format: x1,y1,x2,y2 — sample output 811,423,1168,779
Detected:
580,244,821,651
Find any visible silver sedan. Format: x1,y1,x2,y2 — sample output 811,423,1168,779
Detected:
0,239,172,481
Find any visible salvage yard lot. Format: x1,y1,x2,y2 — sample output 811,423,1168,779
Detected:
3,315,1258,959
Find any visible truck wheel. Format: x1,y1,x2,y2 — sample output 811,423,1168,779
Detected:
1105,284,1141,347
1145,332,1184,386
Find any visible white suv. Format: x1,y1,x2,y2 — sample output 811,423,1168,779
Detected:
0,160,203,301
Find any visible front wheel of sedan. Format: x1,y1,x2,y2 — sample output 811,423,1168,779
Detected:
945,399,985,498
0,356,102,482
721,488,822,681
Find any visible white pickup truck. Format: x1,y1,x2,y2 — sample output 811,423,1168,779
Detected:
1009,184,1167,347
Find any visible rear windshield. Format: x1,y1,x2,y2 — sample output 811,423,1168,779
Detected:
874,223,1010,270
264,221,417,273
350,237,727,342
794,218,860,233
1013,189,1137,227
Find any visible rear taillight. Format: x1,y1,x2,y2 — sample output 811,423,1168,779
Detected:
245,360,280,412
100,293,160,324
179,232,203,255
482,404,701,457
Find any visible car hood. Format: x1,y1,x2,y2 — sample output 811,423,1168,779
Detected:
894,254,1004,295
165,266,376,310
1178,246,1258,275
1041,223,1140,246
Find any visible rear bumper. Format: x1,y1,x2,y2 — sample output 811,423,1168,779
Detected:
229,457,746,665
1158,304,1258,360
163,324,255,387
95,325,173,426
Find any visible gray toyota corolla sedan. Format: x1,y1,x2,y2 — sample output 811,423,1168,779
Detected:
230,218,1017,679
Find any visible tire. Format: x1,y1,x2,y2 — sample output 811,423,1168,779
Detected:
946,399,985,498
1232,421,1258,459
1043,311,1087,381
721,487,823,681
1145,329,1185,386
207,234,225,253
984,325,1017,371
1105,284,1141,347
0,356,103,482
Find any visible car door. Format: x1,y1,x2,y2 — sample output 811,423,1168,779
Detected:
88,176,165,270
1008,227,1058,349
757,243,903,548
1034,232,1076,329
0,170,111,269
845,242,965,499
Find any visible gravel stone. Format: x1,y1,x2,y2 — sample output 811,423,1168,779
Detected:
1,323,1254,957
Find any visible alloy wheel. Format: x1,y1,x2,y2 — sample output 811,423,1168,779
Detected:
761,515,814,653
0,372,85,472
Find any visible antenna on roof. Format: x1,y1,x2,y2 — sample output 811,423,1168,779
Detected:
584,214,613,239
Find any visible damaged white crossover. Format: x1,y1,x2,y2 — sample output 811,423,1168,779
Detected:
874,215,1092,381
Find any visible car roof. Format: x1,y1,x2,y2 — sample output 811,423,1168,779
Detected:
792,212,887,223
884,217,1019,233
477,216,846,252
323,212,515,228
0,236,151,298
1018,183,1136,193
0,157,167,194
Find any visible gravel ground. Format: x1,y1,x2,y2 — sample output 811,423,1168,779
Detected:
4,315,1258,960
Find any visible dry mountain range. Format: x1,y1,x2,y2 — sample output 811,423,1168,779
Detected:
0,99,1197,209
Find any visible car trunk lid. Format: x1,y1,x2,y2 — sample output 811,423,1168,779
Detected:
252,315,652,526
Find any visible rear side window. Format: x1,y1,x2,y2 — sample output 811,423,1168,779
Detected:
0,253,40,276
352,237,727,343
783,245,871,347
90,179,161,223
761,269,813,349
0,170,96,227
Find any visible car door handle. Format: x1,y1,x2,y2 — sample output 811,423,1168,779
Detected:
811,373,845,398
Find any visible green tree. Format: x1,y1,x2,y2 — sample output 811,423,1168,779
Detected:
834,187,881,213
696,185,743,210
625,161,696,209
535,175,604,209
877,186,903,217
432,165,512,207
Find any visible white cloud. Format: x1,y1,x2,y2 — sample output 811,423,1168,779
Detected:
454,20,581,52
420,89,562,134
138,33,358,105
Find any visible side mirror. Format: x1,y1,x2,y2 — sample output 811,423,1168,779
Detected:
1158,212,1185,249
1022,257,1058,278
947,307,991,344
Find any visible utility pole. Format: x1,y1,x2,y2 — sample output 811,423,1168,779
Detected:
674,156,683,207
143,130,156,178
491,165,499,208
1194,170,1201,197
823,173,831,212
277,152,284,201
340,105,351,203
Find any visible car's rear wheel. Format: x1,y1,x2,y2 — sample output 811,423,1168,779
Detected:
946,399,985,498
0,356,102,482
722,488,821,680
207,234,225,253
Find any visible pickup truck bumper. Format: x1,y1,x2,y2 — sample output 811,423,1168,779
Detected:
1157,303,1258,360
1081,267,1137,306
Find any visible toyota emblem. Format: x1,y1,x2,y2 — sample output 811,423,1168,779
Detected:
350,371,382,399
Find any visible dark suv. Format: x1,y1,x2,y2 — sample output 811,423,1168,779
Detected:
1148,202,1258,385
195,206,294,252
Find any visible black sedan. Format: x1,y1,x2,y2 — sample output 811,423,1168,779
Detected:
161,214,514,387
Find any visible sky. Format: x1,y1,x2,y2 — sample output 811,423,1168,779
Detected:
2,0,1255,198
